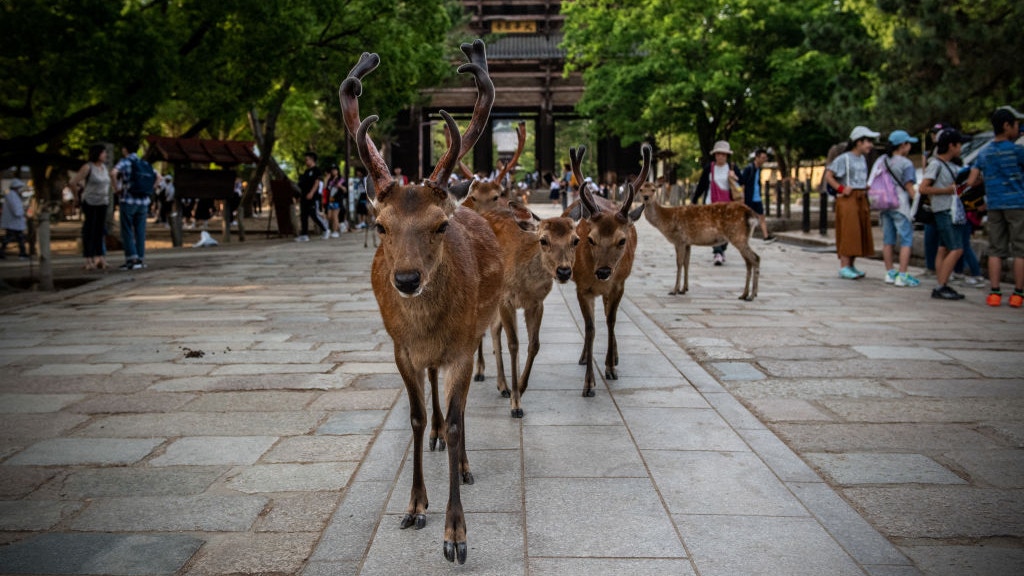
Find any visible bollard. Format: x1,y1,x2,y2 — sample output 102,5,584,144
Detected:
802,179,811,233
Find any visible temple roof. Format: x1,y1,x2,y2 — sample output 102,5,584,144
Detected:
145,136,258,166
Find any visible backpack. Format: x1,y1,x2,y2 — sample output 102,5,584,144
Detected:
867,157,900,211
127,156,157,199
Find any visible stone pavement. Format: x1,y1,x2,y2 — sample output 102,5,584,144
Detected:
0,204,1021,575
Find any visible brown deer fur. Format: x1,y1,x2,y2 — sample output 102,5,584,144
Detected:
477,202,579,417
339,41,499,565
565,144,650,397
637,184,760,300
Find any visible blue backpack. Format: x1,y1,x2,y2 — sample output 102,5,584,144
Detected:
127,156,157,199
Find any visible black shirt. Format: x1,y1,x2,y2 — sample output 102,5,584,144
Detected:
297,167,322,198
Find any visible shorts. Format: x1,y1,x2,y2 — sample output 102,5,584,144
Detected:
933,210,963,251
880,209,913,248
745,200,765,216
327,202,340,210
987,209,1024,258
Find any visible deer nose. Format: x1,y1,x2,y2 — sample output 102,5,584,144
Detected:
556,266,573,283
394,271,421,295
595,267,612,280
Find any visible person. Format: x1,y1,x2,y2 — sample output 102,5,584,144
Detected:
825,126,877,279
920,122,953,277
920,128,971,300
393,166,409,186
967,106,1024,307
155,171,174,227
69,144,112,270
253,181,263,216
110,139,157,270
351,166,370,230
295,151,329,241
229,177,243,226
692,140,741,265
1,179,29,260
548,172,561,206
739,148,777,243
873,130,920,287
325,165,347,237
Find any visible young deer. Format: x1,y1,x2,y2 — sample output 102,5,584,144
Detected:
636,183,760,300
339,41,501,565
478,201,579,417
567,144,650,397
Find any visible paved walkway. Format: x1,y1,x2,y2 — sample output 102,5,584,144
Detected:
0,205,1021,575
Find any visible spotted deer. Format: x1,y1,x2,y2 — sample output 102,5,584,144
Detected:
636,184,760,300
339,41,501,565
567,144,650,397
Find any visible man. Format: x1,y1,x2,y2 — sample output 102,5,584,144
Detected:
111,139,158,270
740,148,777,243
920,128,972,300
1,179,29,260
967,106,1024,307
295,151,329,241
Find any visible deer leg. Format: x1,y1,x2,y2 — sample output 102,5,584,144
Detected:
498,303,523,417
397,358,429,530
473,340,486,382
577,291,597,397
604,289,624,380
442,362,472,564
492,312,510,398
736,243,761,301
682,244,692,294
671,244,685,295
427,367,446,452
516,301,544,416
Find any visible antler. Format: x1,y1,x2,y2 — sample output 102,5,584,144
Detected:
427,111,462,186
494,121,527,187
429,40,494,183
444,123,475,179
620,144,651,219
339,53,392,197
570,145,598,216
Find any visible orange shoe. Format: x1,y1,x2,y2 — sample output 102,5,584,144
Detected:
986,292,1002,307
1010,293,1024,308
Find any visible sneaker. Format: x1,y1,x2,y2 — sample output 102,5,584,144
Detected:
951,272,964,281
764,234,778,244
885,269,898,284
330,231,340,238
962,276,984,288
713,253,724,266
986,292,1003,307
295,235,310,242
839,266,860,279
894,272,920,287
931,285,965,300
131,260,144,270
1011,293,1024,308
118,260,135,271
851,266,866,278
322,230,331,240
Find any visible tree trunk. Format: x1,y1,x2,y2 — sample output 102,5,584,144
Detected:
238,82,293,242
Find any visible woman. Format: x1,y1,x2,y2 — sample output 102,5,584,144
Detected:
825,126,878,279
69,144,112,270
324,165,346,236
873,130,919,287
692,140,741,265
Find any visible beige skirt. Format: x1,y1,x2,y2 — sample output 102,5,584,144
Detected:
834,189,874,257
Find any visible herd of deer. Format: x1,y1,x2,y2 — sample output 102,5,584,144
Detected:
338,40,761,565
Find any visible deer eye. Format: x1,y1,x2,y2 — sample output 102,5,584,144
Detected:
618,238,627,247
435,221,449,234
375,223,386,235
572,237,580,246
539,237,549,247
588,237,596,246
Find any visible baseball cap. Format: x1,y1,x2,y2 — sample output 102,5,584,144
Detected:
887,130,919,146
935,128,971,147
8,178,25,190
849,126,880,141
991,106,1024,130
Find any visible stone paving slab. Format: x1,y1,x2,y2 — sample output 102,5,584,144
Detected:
0,533,204,575
4,438,164,466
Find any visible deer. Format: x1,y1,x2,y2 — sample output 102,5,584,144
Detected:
636,183,760,300
339,40,501,565
566,143,650,397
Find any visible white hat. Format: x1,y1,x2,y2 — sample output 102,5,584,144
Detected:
8,178,25,190
849,126,880,141
710,141,733,155
584,176,593,183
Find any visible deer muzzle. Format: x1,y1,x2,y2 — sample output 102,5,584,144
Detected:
595,267,612,281
556,266,573,283
394,271,423,296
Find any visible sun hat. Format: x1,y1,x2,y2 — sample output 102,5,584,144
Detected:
710,141,733,155
849,126,880,141
887,130,919,146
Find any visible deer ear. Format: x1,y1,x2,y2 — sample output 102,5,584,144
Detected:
450,179,472,201
628,204,646,222
566,201,587,221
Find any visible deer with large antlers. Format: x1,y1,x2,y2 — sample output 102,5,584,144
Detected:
339,40,501,565
636,183,760,300
567,144,650,397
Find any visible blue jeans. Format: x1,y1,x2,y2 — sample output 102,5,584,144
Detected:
954,221,981,276
120,202,148,261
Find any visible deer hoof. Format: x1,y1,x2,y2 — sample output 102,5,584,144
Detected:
739,294,753,301
474,373,485,382
400,513,427,530
444,540,468,564
578,357,587,365
583,388,595,397
429,437,446,452
605,368,618,380
510,408,524,418
462,471,475,485
500,389,510,399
